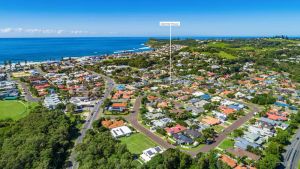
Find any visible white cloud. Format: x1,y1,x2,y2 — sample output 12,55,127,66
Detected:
70,30,88,34
0,27,89,35
0,28,14,33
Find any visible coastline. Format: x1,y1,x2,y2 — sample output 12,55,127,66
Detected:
0,37,152,65
0,45,153,67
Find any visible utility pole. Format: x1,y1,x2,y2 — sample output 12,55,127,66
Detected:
160,21,180,86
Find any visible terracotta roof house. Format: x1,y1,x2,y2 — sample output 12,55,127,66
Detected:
267,113,288,121
102,120,125,129
201,116,220,126
109,102,127,112
112,102,127,108
220,106,236,115
165,124,187,135
226,148,261,161
220,154,237,168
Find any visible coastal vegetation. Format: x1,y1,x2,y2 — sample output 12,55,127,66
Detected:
0,105,78,169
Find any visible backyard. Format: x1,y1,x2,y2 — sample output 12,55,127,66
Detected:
120,133,157,154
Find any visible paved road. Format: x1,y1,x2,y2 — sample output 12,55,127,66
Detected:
282,128,300,169
125,96,176,150
67,71,115,169
191,101,260,156
7,72,40,102
127,96,261,157
19,80,41,102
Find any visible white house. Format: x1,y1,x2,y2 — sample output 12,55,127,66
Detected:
212,110,227,122
192,91,205,97
140,146,163,162
211,96,222,102
194,100,209,108
235,92,246,98
70,97,94,107
248,126,274,138
43,94,62,109
110,126,132,138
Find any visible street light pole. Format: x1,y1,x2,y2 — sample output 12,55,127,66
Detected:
160,21,180,86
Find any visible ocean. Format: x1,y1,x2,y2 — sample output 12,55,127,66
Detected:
0,37,151,64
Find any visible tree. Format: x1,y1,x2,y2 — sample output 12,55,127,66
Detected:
143,149,192,169
251,94,276,105
270,129,289,145
156,127,167,136
208,88,216,94
202,128,216,142
0,105,76,169
227,93,235,99
76,126,135,169
56,103,66,110
232,129,244,138
257,154,280,169
67,103,76,113
228,113,237,120
265,142,282,155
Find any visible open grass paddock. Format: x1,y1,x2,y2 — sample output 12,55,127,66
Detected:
0,100,38,120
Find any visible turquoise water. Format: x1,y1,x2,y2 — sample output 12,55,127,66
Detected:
0,37,151,64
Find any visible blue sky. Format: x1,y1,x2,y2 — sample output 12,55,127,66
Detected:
0,0,300,37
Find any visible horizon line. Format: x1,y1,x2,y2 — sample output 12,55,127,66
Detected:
0,35,300,39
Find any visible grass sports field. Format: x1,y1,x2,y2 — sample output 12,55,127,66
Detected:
0,100,38,120
120,133,157,154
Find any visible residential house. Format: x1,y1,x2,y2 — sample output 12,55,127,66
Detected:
140,146,163,162
220,154,237,168
201,116,220,126
173,133,194,145
44,94,62,109
109,102,127,112
110,126,132,138
165,124,187,136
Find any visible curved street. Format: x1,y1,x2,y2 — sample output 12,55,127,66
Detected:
126,96,261,157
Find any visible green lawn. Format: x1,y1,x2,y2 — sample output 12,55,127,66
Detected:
213,125,225,133
0,100,38,120
120,133,157,154
218,138,234,150
218,51,236,59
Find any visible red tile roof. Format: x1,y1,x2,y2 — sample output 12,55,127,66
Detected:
220,154,237,168
165,124,187,134
112,102,127,108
